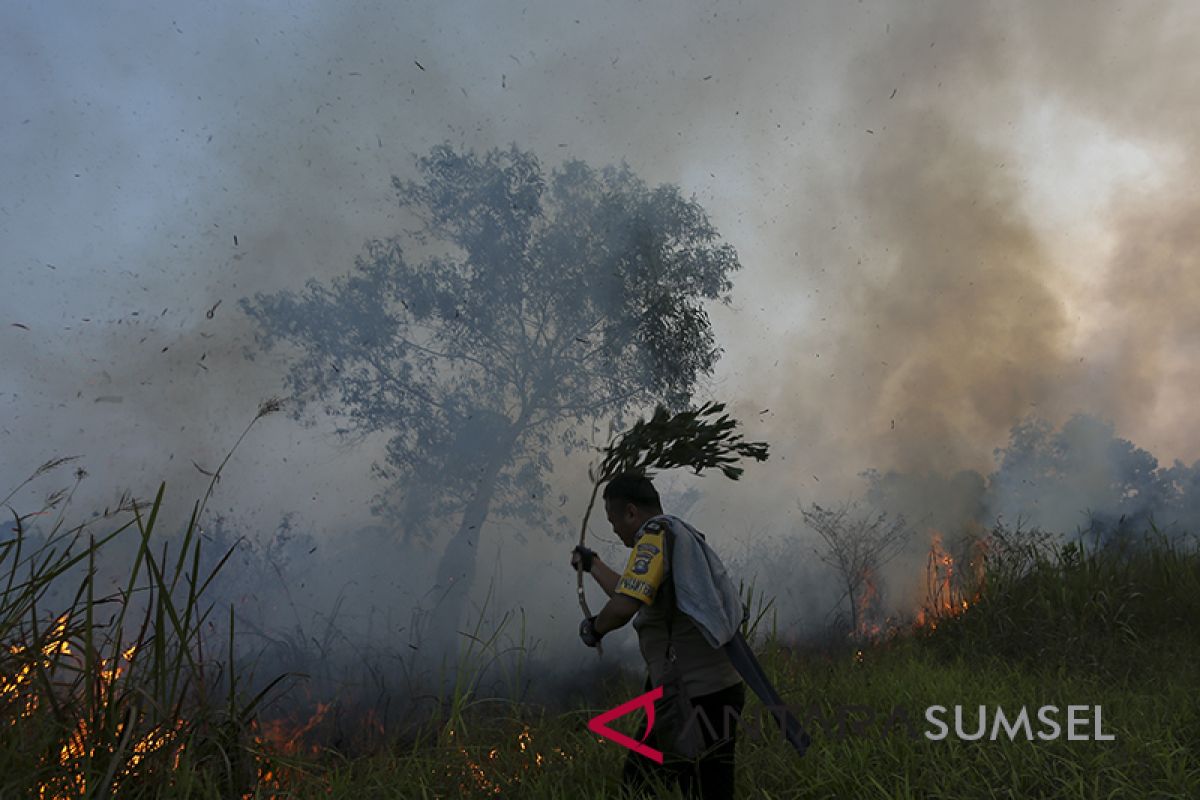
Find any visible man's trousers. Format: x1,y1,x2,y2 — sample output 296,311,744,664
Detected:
620,680,746,800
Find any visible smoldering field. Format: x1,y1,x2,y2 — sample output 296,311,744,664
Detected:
8,406,1200,748
5,0,1200,794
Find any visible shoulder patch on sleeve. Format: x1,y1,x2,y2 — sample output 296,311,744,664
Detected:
643,519,665,533
616,527,667,604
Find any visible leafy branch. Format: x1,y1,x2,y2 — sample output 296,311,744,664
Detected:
575,401,769,624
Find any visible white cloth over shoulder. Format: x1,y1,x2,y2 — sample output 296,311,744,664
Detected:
659,514,747,648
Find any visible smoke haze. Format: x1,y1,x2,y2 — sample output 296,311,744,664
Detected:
5,1,1200,683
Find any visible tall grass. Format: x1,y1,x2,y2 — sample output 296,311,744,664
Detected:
0,483,268,797
6,442,1198,799
252,521,1200,799
1,400,288,799
920,522,1200,676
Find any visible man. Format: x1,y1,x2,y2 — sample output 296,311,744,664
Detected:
570,472,746,800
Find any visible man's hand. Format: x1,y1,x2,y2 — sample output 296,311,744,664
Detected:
579,616,603,648
570,545,598,573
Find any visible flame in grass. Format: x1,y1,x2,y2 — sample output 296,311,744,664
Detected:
7,623,570,800
252,702,332,758
854,568,884,640
41,716,183,800
833,530,991,665
3,615,72,718
441,723,573,797
25,634,322,800
3,403,290,797
243,702,335,796
1,617,186,800
915,531,985,631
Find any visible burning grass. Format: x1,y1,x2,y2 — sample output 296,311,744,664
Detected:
4,449,1198,797
0,482,281,798
208,630,1200,799
914,522,1200,675
242,523,1200,799
0,403,299,798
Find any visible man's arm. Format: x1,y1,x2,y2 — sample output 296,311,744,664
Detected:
571,526,665,645
588,559,621,598
593,593,642,636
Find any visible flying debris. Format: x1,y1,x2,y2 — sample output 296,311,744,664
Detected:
192,461,216,478
93,396,124,403
414,60,425,71
206,300,221,319
10,323,28,330
234,235,239,246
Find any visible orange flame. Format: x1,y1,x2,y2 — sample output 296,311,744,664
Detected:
854,567,884,640
440,723,570,797
7,620,186,800
914,530,983,631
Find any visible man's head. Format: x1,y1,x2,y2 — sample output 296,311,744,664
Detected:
602,472,663,546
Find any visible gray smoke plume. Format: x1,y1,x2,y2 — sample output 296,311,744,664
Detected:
5,1,1200,706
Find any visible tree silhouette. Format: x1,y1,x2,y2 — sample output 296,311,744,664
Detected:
801,501,909,638
987,414,1176,539
240,143,742,644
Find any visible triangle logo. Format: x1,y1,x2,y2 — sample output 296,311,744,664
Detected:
586,685,664,764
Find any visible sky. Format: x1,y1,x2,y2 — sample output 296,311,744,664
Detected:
4,1,1200,658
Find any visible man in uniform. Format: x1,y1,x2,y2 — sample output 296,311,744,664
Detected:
570,472,746,799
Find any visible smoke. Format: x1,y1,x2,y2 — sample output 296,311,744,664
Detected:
706,2,1200,534
5,0,1200,708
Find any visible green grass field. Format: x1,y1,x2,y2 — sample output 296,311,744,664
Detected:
4,473,1199,798
260,630,1198,799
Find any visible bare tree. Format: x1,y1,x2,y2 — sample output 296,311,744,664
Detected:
801,502,910,638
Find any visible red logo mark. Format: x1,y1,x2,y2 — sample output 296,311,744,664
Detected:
587,686,664,763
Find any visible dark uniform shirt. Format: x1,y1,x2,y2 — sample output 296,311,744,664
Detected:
615,517,742,698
